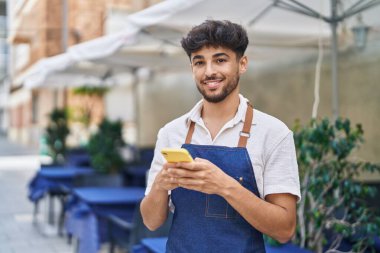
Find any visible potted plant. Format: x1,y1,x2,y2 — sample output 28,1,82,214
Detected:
86,118,125,186
292,118,380,253
45,108,70,165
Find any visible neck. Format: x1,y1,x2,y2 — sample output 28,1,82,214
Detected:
202,91,240,122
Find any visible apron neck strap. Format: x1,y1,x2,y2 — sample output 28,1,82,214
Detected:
237,103,253,147
185,121,196,144
185,102,254,147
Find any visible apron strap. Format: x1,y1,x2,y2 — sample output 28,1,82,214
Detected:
237,103,253,147
185,121,195,144
185,102,254,147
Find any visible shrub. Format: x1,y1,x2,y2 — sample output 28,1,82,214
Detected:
87,119,125,174
293,118,380,253
45,108,70,165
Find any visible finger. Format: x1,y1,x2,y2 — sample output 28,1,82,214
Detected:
166,181,179,188
170,168,207,180
177,180,207,192
163,181,179,191
194,157,208,163
162,176,176,185
175,161,195,170
167,168,193,178
163,162,178,170
177,177,203,187
159,167,171,177
194,158,220,172
177,161,208,171
156,176,176,190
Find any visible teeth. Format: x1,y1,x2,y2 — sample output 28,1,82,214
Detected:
204,79,221,89
204,80,221,84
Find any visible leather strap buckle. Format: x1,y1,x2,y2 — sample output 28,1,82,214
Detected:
240,131,250,138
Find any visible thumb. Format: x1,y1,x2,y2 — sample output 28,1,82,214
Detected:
194,157,207,163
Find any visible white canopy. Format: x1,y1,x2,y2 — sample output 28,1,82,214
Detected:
22,55,116,89
23,0,380,88
67,0,380,60
19,54,72,88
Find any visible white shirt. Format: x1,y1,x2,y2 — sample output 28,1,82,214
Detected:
145,94,301,201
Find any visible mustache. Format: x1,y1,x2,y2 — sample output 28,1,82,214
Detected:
203,75,223,81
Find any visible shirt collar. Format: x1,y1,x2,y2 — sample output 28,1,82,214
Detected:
186,99,203,125
186,94,256,126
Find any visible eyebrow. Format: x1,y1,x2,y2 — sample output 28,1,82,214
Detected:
191,52,230,62
192,55,204,61
213,53,230,58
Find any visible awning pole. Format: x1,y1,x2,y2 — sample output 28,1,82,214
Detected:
331,0,339,120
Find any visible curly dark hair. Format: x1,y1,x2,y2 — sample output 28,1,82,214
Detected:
181,20,249,60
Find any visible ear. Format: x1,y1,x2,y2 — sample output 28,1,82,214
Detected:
239,56,248,74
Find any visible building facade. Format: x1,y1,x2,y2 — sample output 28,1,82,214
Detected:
6,0,160,147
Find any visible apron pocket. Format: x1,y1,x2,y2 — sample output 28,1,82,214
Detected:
205,194,237,218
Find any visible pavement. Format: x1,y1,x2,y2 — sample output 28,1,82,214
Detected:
0,134,127,253
0,135,74,253
0,135,38,156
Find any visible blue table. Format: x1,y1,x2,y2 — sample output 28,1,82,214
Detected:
133,237,167,253
133,237,313,253
375,236,380,251
28,166,94,232
65,187,145,253
74,187,145,204
28,167,94,202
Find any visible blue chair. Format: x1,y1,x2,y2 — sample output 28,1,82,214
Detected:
108,206,173,253
123,147,154,187
66,147,91,167
138,147,154,165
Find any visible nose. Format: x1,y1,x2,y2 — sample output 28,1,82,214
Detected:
204,62,216,77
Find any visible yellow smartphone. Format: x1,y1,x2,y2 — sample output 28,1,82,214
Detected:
161,148,193,163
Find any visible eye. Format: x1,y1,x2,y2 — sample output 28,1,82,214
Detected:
216,58,226,63
193,61,204,66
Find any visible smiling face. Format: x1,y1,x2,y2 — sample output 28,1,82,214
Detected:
191,46,248,103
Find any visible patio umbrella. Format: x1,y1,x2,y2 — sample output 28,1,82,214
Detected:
20,54,73,89
66,0,331,68
65,0,380,119
22,37,188,89
249,0,380,119
19,0,379,147
21,0,332,88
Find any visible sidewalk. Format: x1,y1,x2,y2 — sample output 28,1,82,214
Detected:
0,135,73,253
0,135,38,156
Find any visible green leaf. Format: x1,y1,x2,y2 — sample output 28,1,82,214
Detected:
292,117,380,252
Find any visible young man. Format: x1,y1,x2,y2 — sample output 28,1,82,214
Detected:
140,20,300,252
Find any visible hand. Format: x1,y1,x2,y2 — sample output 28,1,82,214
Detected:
153,162,180,192
167,158,237,196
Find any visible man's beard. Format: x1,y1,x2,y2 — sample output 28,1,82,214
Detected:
197,74,240,103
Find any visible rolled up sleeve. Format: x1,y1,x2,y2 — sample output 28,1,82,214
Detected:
263,132,301,201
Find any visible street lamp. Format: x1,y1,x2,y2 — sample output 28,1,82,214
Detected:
351,15,370,49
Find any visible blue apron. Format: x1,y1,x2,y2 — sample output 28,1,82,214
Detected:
167,104,266,253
